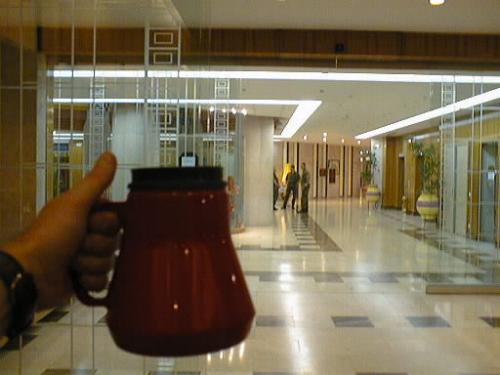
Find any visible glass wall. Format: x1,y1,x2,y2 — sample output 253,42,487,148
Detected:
0,1,247,373
439,81,500,285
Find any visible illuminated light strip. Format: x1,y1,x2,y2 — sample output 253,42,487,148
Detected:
53,98,145,104
52,69,500,83
355,88,500,139
51,98,322,138
281,101,321,138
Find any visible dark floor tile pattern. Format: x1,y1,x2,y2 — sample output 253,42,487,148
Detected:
41,370,96,375
39,310,69,323
332,316,374,328
313,273,344,283
236,244,303,251
368,273,399,283
256,315,293,327
407,316,451,328
480,317,500,328
236,212,342,252
245,270,484,284
0,334,37,351
400,228,500,283
295,215,343,252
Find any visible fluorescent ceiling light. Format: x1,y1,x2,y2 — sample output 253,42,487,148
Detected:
281,101,321,138
52,69,500,84
355,87,500,139
430,0,445,5
51,98,321,139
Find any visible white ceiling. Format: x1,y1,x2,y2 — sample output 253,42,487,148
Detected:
4,0,499,33
238,76,438,144
172,0,500,34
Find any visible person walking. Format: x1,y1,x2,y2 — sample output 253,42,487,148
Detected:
299,162,310,213
282,165,299,210
273,169,280,210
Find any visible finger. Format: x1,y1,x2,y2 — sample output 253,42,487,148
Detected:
79,274,109,291
88,211,120,235
74,255,114,274
70,152,117,208
82,234,118,257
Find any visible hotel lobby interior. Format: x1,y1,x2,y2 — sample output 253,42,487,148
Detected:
0,1,499,374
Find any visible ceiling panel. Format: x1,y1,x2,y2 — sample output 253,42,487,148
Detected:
172,0,500,34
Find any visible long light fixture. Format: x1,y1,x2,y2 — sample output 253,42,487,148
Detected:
355,88,500,139
51,69,500,84
51,98,321,139
51,68,500,140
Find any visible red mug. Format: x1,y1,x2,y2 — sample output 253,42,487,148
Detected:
73,167,255,356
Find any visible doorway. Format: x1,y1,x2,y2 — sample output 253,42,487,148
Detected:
480,142,498,243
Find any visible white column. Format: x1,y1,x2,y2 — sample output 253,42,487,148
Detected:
110,105,159,200
243,116,274,226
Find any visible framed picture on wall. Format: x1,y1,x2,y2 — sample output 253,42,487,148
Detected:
328,159,340,184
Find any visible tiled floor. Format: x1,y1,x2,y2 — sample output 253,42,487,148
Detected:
1,199,499,375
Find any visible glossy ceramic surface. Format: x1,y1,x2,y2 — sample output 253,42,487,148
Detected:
77,188,255,357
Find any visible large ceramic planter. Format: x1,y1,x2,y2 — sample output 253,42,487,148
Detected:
416,192,439,221
366,184,381,204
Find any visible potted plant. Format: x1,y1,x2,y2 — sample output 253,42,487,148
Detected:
412,142,440,221
362,151,381,205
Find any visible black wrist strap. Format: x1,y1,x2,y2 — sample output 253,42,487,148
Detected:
0,251,38,339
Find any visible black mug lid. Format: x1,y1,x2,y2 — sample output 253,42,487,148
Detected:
129,167,225,190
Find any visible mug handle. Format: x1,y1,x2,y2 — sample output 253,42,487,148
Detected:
72,201,126,307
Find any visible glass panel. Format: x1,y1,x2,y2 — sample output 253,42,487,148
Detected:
437,80,500,285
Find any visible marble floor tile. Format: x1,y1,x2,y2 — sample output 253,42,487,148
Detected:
480,317,500,328
0,334,37,351
256,316,294,327
4,199,500,375
332,316,375,328
406,316,451,328
39,310,70,323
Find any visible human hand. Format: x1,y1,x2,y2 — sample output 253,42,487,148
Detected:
3,152,119,310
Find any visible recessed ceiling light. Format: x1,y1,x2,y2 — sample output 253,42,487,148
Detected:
303,135,308,141
429,0,445,5
357,140,361,145
323,132,327,137
231,107,237,114
241,108,248,116
341,138,345,144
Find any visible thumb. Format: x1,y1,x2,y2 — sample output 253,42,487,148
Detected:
70,152,117,207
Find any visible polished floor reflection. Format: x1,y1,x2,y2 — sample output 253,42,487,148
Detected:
1,199,499,375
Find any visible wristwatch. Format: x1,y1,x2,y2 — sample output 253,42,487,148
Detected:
0,251,38,339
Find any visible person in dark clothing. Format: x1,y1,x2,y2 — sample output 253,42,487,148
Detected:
273,169,280,210
298,162,310,213
282,165,299,210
